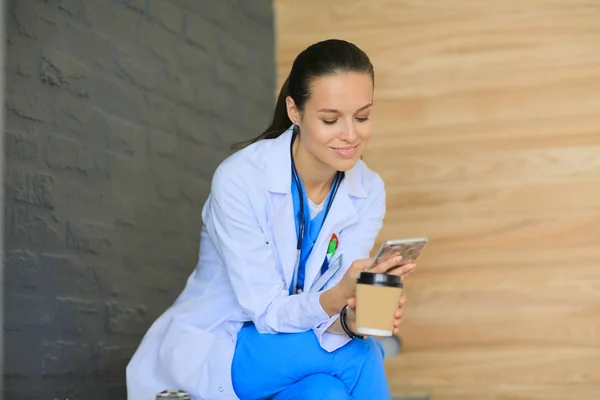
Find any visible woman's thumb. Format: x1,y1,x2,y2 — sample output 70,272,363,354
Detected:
347,297,357,308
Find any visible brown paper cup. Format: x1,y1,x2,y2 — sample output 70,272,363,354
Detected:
355,272,403,337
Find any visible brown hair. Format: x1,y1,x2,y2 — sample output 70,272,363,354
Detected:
232,39,374,150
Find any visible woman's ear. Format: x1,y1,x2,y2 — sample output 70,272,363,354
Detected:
285,96,300,125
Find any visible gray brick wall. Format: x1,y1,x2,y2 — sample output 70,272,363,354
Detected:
4,0,275,397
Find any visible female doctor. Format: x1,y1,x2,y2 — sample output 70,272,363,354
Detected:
126,39,417,400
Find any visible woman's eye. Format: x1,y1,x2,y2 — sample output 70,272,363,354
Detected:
356,117,370,122
323,120,337,125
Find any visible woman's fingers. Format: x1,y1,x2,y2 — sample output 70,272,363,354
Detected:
347,297,357,309
370,256,417,278
393,317,403,328
393,310,404,328
394,296,406,327
369,255,403,274
395,306,404,319
399,293,407,306
388,263,416,278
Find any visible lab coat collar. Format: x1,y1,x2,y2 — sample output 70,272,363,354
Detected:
264,125,367,199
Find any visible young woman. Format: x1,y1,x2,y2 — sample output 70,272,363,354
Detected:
126,39,416,400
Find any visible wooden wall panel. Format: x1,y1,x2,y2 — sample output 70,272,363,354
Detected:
274,0,600,398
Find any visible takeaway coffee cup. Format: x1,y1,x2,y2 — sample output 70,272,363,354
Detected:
355,272,403,337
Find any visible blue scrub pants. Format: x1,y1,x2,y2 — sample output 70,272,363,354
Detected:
231,322,392,400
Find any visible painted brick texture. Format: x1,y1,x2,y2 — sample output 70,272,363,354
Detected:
4,0,275,397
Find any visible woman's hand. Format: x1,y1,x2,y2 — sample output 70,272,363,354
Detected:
345,292,407,337
320,255,416,317
338,256,416,300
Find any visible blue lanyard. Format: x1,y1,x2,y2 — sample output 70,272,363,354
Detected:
289,128,343,294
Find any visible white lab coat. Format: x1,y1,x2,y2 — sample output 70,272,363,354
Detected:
126,126,386,400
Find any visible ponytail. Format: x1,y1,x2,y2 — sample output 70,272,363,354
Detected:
231,76,293,150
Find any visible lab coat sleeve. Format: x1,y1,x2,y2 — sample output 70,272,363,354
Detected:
313,174,387,352
204,166,330,334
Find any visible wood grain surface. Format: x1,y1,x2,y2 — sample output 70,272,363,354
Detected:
274,0,600,398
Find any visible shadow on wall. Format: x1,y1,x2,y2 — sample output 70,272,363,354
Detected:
3,0,274,398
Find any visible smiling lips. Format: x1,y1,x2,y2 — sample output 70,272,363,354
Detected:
330,144,360,158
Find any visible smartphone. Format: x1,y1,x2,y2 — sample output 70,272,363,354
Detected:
369,237,428,270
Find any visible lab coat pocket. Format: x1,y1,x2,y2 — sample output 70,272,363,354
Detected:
319,253,348,292
158,316,236,398
309,253,343,293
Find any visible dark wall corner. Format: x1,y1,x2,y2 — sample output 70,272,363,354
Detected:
3,0,275,397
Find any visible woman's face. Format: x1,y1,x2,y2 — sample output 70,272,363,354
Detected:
287,71,374,173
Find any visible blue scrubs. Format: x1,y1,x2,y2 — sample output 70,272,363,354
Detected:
289,170,339,294
231,171,392,399
232,324,390,400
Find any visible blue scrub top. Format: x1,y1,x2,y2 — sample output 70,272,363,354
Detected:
289,171,339,294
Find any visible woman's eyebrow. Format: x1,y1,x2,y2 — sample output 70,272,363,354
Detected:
317,103,373,113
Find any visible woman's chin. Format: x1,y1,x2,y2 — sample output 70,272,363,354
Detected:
331,157,362,172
